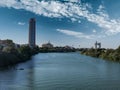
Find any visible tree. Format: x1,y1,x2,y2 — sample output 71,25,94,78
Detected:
2,46,18,54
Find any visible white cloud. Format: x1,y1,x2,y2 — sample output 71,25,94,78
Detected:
70,0,80,2
57,29,95,39
93,29,96,33
0,0,120,35
98,5,104,11
78,20,81,23
64,0,80,3
71,18,77,22
85,3,92,9
18,22,25,25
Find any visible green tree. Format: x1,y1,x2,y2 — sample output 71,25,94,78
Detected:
2,46,18,54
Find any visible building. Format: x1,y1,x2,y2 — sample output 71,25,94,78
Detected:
42,41,54,48
95,41,101,49
0,39,17,52
64,45,74,49
0,39,14,47
29,18,36,48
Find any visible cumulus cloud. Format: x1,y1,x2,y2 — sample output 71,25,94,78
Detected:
0,0,120,35
63,0,80,3
57,29,95,39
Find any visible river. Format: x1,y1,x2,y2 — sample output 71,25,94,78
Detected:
0,52,120,90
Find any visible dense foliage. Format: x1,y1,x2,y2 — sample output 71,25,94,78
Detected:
81,46,120,62
39,47,76,53
0,40,39,67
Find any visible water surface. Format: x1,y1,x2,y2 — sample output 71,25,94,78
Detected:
0,53,120,90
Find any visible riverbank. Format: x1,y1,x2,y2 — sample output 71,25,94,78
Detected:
81,46,120,62
39,47,76,53
0,45,39,68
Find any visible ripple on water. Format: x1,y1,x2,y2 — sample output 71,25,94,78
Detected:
1,53,120,90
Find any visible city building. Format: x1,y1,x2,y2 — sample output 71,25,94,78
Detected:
0,39,14,47
0,39,18,52
64,45,74,49
42,41,54,48
29,18,36,48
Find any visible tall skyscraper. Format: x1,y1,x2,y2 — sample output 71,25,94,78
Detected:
29,18,36,48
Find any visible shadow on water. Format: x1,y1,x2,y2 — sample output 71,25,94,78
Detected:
0,56,36,90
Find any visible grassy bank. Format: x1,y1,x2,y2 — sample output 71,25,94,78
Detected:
81,46,120,62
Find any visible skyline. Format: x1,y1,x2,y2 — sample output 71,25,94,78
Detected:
0,0,120,48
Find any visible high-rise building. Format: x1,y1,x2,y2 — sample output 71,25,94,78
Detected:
29,18,36,48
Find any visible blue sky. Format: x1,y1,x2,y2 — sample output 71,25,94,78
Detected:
0,0,120,48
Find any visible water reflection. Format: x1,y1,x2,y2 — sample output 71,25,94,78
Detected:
0,57,36,90
25,63,34,90
0,53,120,90
0,68,17,89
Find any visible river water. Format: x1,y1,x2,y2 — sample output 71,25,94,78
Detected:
0,53,120,90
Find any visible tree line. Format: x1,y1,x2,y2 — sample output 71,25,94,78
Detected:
81,46,120,62
0,39,39,68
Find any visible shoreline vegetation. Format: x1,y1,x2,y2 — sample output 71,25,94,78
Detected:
80,46,120,62
39,47,76,53
0,39,76,69
0,39,39,68
1,39,120,69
